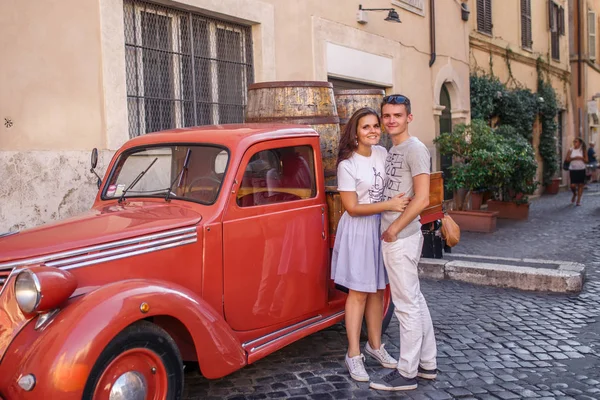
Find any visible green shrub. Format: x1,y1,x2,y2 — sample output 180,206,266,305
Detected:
435,120,538,208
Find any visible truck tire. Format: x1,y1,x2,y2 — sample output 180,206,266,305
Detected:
83,320,183,400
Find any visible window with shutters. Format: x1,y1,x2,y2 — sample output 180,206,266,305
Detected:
123,0,254,138
589,10,597,62
477,0,492,35
521,0,532,49
548,1,563,60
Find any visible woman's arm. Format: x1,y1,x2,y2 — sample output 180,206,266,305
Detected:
381,173,430,242
566,148,573,162
339,191,409,217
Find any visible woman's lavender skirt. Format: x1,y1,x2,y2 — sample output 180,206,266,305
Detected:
331,212,387,293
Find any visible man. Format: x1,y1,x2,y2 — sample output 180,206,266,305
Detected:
587,142,597,183
369,94,437,391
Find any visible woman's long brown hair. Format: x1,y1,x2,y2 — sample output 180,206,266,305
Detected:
575,137,587,155
336,107,381,166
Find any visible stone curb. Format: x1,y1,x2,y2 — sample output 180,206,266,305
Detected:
418,254,585,293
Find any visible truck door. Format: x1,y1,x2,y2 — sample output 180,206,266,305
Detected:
222,139,328,331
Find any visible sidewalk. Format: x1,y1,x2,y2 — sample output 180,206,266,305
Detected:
183,187,600,399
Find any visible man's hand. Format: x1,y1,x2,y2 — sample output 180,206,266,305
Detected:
381,229,397,243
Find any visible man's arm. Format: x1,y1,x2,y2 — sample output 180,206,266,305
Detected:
381,173,429,242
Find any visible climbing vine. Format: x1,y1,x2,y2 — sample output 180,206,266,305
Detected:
469,52,563,187
537,58,560,185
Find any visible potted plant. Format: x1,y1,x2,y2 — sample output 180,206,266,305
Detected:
544,176,562,195
434,121,504,232
486,126,538,220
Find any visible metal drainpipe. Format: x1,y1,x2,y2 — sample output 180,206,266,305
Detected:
577,0,582,97
429,0,436,67
577,0,582,137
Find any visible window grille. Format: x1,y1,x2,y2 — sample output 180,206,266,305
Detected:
476,0,492,35
521,0,532,49
589,10,597,62
123,0,254,138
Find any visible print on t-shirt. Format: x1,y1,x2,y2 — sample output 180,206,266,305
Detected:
368,167,385,203
384,152,404,197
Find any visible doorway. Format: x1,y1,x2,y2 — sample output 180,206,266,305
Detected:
439,85,453,200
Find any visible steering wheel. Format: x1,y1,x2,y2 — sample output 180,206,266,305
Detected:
185,175,222,201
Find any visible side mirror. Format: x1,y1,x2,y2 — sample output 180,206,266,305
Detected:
90,148,102,189
91,148,98,169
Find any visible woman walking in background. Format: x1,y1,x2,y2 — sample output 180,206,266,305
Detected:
331,107,409,382
566,137,588,206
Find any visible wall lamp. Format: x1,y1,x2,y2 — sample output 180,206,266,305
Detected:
357,4,401,24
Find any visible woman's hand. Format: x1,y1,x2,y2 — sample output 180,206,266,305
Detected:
387,193,411,212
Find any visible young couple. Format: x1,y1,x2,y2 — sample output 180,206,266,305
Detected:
331,95,437,391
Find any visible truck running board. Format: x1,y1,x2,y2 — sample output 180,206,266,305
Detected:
243,311,345,364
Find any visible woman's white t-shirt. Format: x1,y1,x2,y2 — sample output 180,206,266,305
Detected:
337,146,388,204
570,147,586,170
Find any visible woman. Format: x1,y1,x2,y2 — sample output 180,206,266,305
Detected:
331,107,409,382
566,137,588,206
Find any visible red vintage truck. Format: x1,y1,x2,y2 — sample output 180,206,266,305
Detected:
0,124,443,399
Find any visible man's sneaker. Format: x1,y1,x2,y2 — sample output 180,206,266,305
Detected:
364,342,397,368
369,369,418,391
417,365,437,380
345,353,369,382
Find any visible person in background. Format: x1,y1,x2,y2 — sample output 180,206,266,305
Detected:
566,138,588,206
331,107,409,383
587,142,598,183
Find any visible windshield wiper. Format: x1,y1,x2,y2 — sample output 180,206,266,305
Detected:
165,149,192,202
118,157,158,203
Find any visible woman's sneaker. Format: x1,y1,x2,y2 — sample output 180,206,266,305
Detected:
364,342,397,368
417,365,438,380
369,369,418,391
345,353,369,382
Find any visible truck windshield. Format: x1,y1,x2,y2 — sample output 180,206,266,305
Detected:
103,145,228,205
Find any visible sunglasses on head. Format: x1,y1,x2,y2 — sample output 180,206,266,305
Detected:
383,95,410,105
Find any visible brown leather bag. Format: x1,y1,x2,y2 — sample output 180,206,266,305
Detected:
441,214,460,247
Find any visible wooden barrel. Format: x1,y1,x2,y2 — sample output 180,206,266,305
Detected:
334,89,392,150
246,81,340,183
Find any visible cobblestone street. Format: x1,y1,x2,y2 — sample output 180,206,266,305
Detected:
183,186,600,399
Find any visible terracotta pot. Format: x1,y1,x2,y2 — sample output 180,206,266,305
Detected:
486,200,530,220
470,192,484,210
448,210,498,233
544,177,562,195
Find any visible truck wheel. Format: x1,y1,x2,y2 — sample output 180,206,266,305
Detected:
83,320,183,400
360,286,395,339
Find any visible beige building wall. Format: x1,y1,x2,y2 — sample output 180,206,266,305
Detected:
1,0,471,232
468,0,572,190
569,0,600,146
0,0,112,231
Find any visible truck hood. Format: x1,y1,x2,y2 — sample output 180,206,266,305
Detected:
0,202,202,265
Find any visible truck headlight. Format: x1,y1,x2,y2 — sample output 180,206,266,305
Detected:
15,270,41,314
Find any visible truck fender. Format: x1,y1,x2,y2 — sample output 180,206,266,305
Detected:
6,279,245,398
